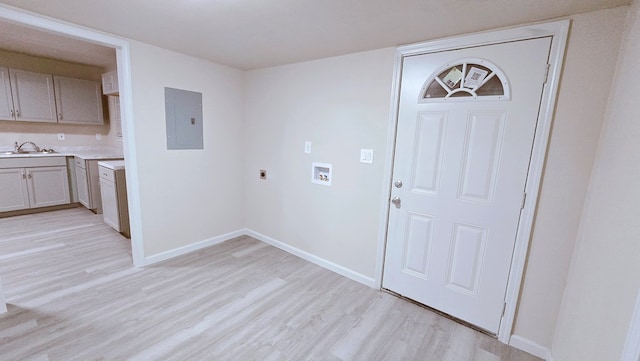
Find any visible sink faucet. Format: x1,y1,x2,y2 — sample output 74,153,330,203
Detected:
16,141,41,153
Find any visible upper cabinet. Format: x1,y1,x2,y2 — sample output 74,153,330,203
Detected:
0,68,13,120
0,66,104,125
54,76,104,125
101,70,119,95
8,69,57,123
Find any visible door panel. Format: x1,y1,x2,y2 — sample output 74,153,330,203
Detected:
402,212,435,278
447,222,487,295
458,111,505,203
383,37,552,333
412,112,447,195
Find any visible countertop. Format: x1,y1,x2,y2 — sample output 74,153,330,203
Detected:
0,149,123,160
71,152,124,160
98,160,126,171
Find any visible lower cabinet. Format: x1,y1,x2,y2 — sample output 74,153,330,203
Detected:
98,163,129,238
75,157,100,213
75,156,124,214
0,157,70,213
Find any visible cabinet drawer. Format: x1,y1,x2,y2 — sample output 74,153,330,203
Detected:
74,157,85,168
98,165,115,183
0,156,66,168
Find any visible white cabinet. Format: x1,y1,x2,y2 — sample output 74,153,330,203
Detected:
75,157,100,212
0,66,105,125
54,76,104,125
0,168,30,211
8,69,57,123
75,160,90,208
75,157,123,214
98,162,129,237
108,95,122,137
0,67,14,120
101,70,119,95
27,166,71,208
0,157,71,213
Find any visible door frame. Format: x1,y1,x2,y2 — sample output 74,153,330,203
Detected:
374,20,570,343
621,289,640,361
0,5,145,266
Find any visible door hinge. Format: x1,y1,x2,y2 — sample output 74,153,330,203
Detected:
521,192,527,210
543,64,550,84
502,302,507,317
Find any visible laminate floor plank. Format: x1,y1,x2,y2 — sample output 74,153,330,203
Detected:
0,208,542,361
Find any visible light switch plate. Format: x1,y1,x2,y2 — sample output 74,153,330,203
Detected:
360,148,374,164
57,133,65,141
304,141,311,154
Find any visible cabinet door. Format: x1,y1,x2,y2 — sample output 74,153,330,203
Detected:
101,70,118,95
26,166,70,208
54,76,104,125
108,96,122,137
100,178,120,231
86,160,103,213
75,164,91,209
0,68,15,121
9,69,57,123
0,168,29,212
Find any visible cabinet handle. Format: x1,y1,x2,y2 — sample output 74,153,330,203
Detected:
21,170,26,179
27,172,32,179
10,109,14,117
15,109,20,117
58,113,63,120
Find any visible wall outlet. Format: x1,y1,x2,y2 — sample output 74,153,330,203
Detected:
360,148,374,164
57,133,65,141
96,133,102,140
259,169,267,180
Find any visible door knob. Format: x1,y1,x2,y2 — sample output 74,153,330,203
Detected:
391,196,401,207
394,180,403,188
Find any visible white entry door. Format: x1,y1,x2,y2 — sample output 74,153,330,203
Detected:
383,37,552,334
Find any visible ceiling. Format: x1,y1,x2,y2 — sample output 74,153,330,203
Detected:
0,20,116,68
0,0,632,70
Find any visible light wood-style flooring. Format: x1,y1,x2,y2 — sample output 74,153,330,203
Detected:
0,207,542,361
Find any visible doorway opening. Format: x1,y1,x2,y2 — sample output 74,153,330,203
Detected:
375,20,570,343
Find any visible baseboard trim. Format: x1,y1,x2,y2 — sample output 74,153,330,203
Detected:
139,228,378,288
142,229,245,266
509,335,552,360
245,229,377,288
0,275,7,314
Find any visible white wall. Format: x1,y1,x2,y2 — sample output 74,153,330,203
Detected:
0,5,633,357
512,6,627,349
552,1,640,360
128,41,245,256
244,48,396,279
243,7,629,353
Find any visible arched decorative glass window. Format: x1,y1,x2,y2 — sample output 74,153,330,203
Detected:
419,58,510,102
